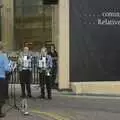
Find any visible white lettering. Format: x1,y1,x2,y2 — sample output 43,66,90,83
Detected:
97,19,120,25
102,12,120,17
98,19,102,24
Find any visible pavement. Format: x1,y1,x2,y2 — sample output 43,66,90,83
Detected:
1,85,120,120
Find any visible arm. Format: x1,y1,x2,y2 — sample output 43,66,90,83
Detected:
18,54,22,65
48,55,53,68
12,61,17,71
52,51,58,61
4,56,10,72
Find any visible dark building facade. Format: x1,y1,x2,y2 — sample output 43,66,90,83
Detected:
70,0,120,81
2,0,120,94
70,0,120,94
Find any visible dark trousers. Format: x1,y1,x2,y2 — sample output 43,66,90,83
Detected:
39,71,52,98
51,66,57,87
5,72,11,99
0,100,5,114
0,79,6,112
20,70,32,97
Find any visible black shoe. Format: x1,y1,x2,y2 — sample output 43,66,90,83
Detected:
48,96,52,100
27,95,32,98
20,95,26,98
39,96,45,99
0,113,6,118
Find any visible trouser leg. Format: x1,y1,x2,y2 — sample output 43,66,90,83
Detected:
46,76,52,99
21,83,26,97
39,71,42,87
0,101,4,114
20,71,26,97
40,71,45,98
0,80,6,117
26,83,31,96
0,105,2,114
5,73,10,99
51,67,57,88
25,71,31,96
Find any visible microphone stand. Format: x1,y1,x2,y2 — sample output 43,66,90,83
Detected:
6,69,20,113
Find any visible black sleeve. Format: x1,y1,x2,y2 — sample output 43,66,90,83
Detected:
54,51,58,57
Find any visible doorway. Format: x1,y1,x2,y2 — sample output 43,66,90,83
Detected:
14,0,59,88
14,0,53,50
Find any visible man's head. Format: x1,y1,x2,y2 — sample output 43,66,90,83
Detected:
41,47,47,56
24,47,29,53
51,45,55,52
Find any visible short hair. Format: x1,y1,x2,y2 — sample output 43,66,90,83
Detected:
24,47,29,50
51,44,55,49
41,47,47,53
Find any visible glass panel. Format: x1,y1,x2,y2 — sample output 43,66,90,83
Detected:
23,6,45,16
23,0,42,6
44,6,52,16
15,0,23,6
15,0,42,7
23,7,38,16
36,7,43,15
15,8,22,17
14,0,53,50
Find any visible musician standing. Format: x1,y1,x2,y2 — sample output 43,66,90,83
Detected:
18,47,32,98
37,47,53,99
0,42,10,118
48,45,58,88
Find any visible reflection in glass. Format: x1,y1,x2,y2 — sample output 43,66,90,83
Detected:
15,0,42,6
15,0,22,6
15,8,22,17
14,0,52,50
23,0,42,5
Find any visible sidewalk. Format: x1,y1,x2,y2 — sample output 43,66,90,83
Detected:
2,85,120,120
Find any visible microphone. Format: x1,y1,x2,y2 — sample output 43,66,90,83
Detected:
27,56,30,59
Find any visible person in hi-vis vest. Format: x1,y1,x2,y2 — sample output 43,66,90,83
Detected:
37,47,53,99
18,47,32,98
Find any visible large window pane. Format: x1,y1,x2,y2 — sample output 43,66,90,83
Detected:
15,8,22,17
24,7,38,16
15,0,23,6
23,0,42,5
14,0,52,50
15,0,42,7
44,6,52,16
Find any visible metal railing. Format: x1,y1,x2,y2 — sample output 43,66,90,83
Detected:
8,57,40,84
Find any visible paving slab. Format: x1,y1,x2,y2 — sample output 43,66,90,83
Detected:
1,86,120,120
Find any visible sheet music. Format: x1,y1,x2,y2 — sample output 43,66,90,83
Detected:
42,57,46,68
24,56,27,60
23,56,29,68
47,70,50,76
38,57,47,68
38,59,43,68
